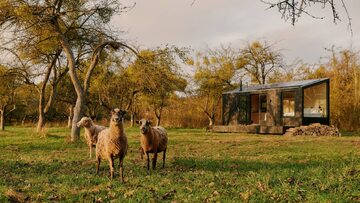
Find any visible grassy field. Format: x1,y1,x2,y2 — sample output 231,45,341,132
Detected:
0,127,359,202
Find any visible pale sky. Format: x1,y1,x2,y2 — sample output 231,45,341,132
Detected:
113,0,360,65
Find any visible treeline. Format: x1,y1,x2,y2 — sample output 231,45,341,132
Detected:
1,43,359,131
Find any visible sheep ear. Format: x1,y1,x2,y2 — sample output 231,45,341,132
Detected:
147,120,152,125
135,120,140,124
111,109,115,114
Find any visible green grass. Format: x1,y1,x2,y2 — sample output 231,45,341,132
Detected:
0,127,359,202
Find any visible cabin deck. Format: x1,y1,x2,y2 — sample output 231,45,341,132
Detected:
213,125,284,134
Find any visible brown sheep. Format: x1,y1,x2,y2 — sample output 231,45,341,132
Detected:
76,117,106,158
136,119,168,174
96,109,128,181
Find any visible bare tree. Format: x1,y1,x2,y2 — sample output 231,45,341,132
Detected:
191,0,351,31
262,0,352,32
236,41,283,85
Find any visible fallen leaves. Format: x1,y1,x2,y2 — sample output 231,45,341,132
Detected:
5,189,29,203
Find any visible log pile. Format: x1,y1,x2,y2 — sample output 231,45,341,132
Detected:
284,123,341,136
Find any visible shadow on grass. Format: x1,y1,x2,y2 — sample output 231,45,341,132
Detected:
1,157,347,177
172,157,336,173
0,159,94,178
45,134,64,139
0,138,85,152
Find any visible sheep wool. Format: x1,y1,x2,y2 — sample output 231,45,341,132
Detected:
76,117,106,158
95,109,128,182
137,119,168,174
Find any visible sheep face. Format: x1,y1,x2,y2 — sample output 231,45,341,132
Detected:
77,117,92,128
111,108,126,125
136,119,152,134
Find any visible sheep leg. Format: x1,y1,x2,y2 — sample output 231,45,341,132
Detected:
163,148,166,168
146,152,150,175
140,147,144,160
153,152,157,170
89,145,92,159
96,157,101,175
109,156,115,180
119,156,124,183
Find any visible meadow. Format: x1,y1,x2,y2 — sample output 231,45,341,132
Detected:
0,127,359,202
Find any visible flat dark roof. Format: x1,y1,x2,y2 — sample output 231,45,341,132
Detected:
224,78,329,94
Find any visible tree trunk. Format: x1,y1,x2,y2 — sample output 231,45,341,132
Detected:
71,96,84,141
155,108,163,126
36,50,60,133
37,112,45,132
208,117,214,130
53,20,83,141
22,115,27,126
128,90,139,128
204,111,215,131
67,105,73,129
203,106,216,130
262,75,266,84
44,84,56,114
156,116,161,126
37,93,46,132
0,109,4,131
130,113,135,127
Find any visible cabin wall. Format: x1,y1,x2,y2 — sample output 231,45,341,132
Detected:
281,88,303,127
261,90,277,126
261,88,303,127
222,93,250,125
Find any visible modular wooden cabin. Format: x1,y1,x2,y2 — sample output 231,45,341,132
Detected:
214,78,330,134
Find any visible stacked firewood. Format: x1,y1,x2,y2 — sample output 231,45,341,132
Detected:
284,123,341,136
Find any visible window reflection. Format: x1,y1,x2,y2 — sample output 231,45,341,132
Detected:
304,83,327,117
283,92,295,117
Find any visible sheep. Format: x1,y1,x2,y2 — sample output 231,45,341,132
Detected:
136,119,168,174
95,108,128,181
76,117,106,158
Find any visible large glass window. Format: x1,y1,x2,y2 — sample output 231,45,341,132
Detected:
303,83,327,117
282,92,295,117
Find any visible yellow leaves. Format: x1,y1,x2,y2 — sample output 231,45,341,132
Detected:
256,181,267,192
204,189,220,202
240,190,253,202
185,186,193,193
212,190,219,196
236,57,249,69
14,5,31,18
203,56,210,66
186,58,194,66
5,189,28,203
251,41,263,50
210,56,218,64
194,48,237,94
326,49,360,130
